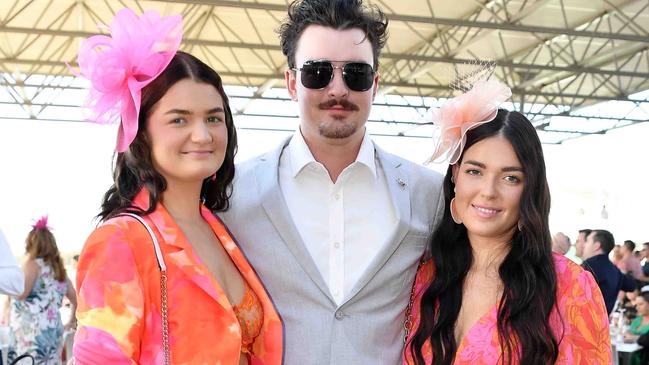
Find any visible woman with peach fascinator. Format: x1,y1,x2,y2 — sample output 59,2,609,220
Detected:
403,69,611,365
71,8,282,365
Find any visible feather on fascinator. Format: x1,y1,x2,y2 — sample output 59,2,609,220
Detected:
76,8,183,152
426,62,512,165
32,216,50,230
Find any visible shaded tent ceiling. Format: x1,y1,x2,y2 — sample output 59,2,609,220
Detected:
1,0,648,143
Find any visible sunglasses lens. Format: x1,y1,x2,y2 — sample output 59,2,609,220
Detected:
343,63,374,91
300,62,333,89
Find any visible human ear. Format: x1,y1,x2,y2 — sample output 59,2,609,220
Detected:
285,69,298,101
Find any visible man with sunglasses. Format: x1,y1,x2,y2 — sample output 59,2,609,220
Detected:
218,0,444,363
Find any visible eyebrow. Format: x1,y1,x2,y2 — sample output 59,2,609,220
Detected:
164,107,225,115
463,160,524,173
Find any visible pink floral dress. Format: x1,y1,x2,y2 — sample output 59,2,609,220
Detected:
404,253,612,365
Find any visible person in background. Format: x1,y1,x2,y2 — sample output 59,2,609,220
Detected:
582,229,636,314
72,9,282,364
572,228,591,264
635,323,649,365
551,232,571,255
8,216,76,364
612,245,624,267
637,243,649,284
626,292,649,341
0,227,24,296
625,292,649,365
618,240,644,280
405,79,610,365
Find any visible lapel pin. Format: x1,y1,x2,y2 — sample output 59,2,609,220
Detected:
397,178,407,190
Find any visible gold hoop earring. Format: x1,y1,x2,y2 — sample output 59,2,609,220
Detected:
450,198,462,225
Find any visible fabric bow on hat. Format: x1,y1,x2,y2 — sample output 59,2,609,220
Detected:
77,8,183,152
427,79,512,165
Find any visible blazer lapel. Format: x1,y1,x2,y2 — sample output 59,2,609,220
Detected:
134,192,231,310
255,137,334,302
207,211,284,363
344,145,412,303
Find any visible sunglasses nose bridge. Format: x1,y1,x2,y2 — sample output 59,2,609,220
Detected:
327,65,351,94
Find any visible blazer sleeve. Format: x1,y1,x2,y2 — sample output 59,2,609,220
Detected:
556,268,612,365
73,223,144,365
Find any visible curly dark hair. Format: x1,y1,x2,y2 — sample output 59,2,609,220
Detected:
409,109,559,365
279,0,388,70
98,51,237,221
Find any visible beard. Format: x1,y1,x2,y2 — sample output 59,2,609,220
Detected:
318,119,357,139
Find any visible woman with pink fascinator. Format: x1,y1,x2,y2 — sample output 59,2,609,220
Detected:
72,8,282,365
403,78,611,365
8,216,77,364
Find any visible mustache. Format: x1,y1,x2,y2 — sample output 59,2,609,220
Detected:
318,99,359,111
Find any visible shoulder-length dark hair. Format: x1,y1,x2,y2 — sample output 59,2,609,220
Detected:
98,51,237,221
409,109,558,365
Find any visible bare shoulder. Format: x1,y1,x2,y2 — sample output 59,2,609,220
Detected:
23,257,39,272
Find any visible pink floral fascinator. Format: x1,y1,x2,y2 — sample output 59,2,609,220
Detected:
75,8,183,152
32,215,50,230
426,65,512,165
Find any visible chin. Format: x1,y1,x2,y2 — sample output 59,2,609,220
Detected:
466,223,517,240
318,123,357,139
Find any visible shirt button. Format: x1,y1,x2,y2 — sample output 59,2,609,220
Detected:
333,242,341,248
335,311,345,320
333,193,340,200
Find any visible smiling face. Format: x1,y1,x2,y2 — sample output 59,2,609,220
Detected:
146,79,228,186
452,134,525,243
285,25,379,145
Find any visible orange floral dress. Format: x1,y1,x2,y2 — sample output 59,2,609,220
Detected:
73,190,283,364
404,253,611,365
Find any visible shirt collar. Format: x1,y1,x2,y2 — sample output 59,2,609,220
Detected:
287,128,377,178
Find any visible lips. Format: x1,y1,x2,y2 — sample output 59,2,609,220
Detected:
471,204,501,218
325,106,353,116
318,99,359,111
181,150,213,155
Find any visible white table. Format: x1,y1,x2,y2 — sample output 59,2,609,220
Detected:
613,341,643,365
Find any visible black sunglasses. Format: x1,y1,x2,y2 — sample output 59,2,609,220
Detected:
292,60,375,92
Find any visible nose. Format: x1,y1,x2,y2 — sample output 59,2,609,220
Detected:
191,120,213,143
327,67,349,98
479,177,498,199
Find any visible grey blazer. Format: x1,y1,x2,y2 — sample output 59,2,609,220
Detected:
218,137,444,365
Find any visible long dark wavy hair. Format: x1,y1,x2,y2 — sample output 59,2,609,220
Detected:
409,109,559,365
98,51,237,221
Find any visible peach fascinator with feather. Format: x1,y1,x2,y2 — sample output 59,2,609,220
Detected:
426,62,512,165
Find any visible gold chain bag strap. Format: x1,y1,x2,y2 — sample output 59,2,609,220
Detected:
403,257,425,344
123,213,171,365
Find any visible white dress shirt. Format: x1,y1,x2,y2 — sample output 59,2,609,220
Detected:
0,227,24,296
279,130,397,304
